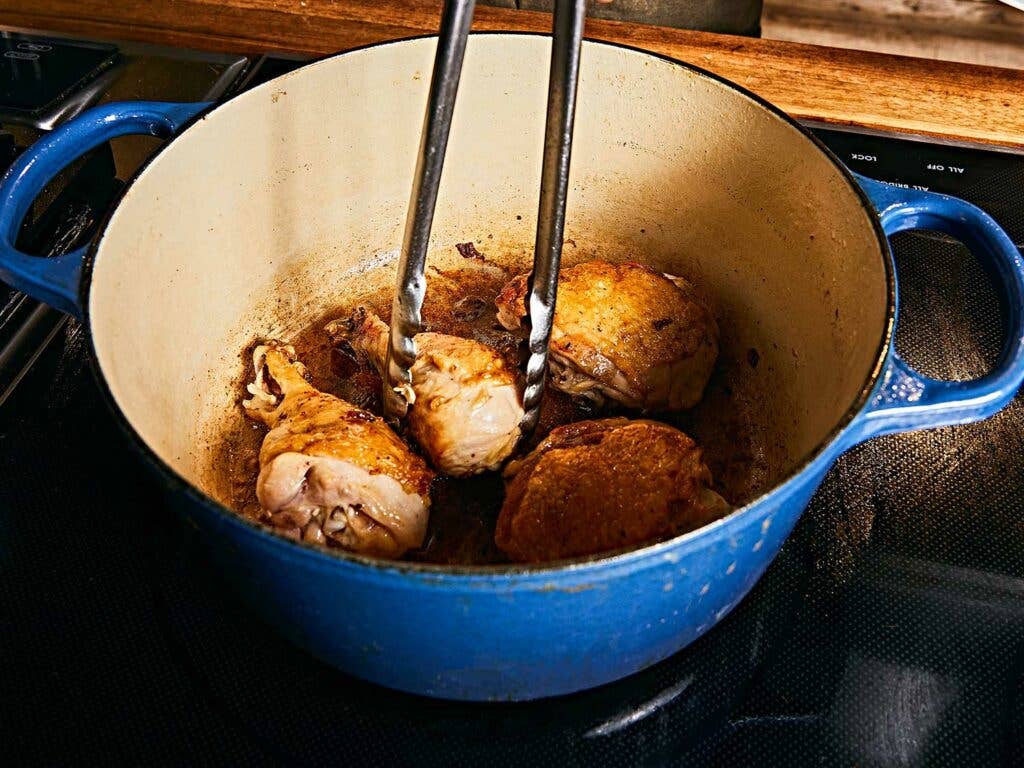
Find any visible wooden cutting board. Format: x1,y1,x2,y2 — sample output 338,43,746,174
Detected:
1,0,1022,149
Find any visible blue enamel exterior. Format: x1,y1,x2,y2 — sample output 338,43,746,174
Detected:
850,175,1024,442
2,101,1023,700
0,101,209,318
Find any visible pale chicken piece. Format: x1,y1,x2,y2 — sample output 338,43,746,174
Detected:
242,342,434,558
495,417,730,563
496,261,719,411
327,308,523,477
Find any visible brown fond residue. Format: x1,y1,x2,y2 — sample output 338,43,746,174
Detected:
208,251,783,566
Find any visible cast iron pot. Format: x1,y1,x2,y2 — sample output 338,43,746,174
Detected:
1,35,1021,701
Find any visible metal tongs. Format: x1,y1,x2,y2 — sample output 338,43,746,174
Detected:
383,0,586,439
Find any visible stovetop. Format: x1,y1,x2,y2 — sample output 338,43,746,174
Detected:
1,29,1023,768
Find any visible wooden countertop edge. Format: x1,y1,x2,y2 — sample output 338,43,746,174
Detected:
1,0,1022,149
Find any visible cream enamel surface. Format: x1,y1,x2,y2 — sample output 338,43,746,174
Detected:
86,35,888,498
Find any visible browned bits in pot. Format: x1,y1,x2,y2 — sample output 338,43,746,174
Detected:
330,341,361,378
455,241,485,260
452,296,488,322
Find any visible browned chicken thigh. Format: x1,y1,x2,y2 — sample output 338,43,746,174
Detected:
496,261,718,411
328,308,523,477
495,418,730,563
243,342,434,558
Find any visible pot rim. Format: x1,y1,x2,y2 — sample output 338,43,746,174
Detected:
80,32,896,579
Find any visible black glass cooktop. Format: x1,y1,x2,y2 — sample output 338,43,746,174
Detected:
0,33,118,124
2,36,1023,767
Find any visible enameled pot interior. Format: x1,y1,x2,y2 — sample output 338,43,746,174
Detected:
87,35,889,559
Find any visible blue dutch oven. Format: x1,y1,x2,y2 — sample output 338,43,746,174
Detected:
1,35,1021,700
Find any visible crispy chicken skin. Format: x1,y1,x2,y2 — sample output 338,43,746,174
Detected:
496,261,718,411
327,308,523,477
242,342,433,558
495,418,730,563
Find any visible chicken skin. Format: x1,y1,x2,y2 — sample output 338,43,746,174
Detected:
496,261,718,411
243,342,434,558
327,308,523,477
495,418,730,563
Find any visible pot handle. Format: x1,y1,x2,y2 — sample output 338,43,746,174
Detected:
850,174,1024,442
0,101,210,319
